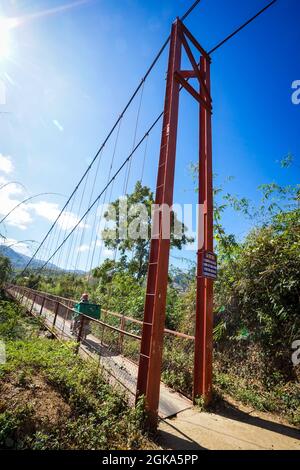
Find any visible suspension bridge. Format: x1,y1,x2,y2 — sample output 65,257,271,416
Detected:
8,0,280,430
6,283,300,450
7,284,193,419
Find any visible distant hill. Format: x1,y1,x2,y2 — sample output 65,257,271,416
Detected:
170,266,196,291
0,245,58,271
0,245,85,274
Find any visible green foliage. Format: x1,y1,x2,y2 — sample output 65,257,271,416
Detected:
214,207,300,381
162,338,193,396
102,181,193,279
169,265,195,291
280,153,294,169
0,406,35,449
213,369,300,425
16,272,87,301
39,274,86,299
93,264,183,329
194,396,206,412
0,302,152,450
12,169,299,425
171,168,300,422
16,273,42,289
95,270,145,318
0,300,27,340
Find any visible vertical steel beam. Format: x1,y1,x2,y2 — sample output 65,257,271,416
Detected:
52,301,60,328
30,294,36,315
119,314,126,353
136,19,182,428
193,56,214,403
39,296,45,317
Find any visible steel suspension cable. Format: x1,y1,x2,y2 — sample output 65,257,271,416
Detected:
95,174,118,269
97,80,148,269
140,133,149,183
0,192,60,225
98,148,131,310
36,113,162,274
87,118,123,275
45,198,73,274
208,0,277,55
67,169,91,272
42,207,61,269
21,0,203,275
27,0,278,276
74,148,105,273
96,124,130,270
56,189,78,270
123,79,145,194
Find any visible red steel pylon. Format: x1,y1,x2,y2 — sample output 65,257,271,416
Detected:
136,18,214,429
194,55,214,403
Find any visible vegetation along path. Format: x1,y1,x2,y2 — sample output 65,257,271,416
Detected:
6,287,300,450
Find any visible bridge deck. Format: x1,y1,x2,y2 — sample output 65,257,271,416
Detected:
19,293,192,419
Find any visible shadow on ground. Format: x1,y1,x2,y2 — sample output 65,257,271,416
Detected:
158,419,206,450
211,398,300,440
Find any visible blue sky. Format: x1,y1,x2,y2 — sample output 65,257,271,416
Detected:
0,0,299,271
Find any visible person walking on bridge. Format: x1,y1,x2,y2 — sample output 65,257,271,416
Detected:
70,292,90,336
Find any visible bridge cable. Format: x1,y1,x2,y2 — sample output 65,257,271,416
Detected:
140,133,149,183
86,118,123,276
66,168,92,271
84,119,123,274
21,0,203,275
123,79,145,194
74,148,105,273
25,0,278,276
56,188,79,271
97,82,146,271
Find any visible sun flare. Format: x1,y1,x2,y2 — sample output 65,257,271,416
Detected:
0,2,90,60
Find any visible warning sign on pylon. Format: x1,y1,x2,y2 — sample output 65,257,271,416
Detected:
201,251,217,280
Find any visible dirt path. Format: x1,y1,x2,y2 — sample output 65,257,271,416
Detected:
158,403,300,450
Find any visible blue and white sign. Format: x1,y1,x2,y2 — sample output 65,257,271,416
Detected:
202,251,217,280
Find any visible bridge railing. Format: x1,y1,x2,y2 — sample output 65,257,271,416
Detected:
6,284,140,340
7,284,194,339
6,284,195,398
6,284,144,397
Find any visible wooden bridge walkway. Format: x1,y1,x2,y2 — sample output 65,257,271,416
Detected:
7,285,192,419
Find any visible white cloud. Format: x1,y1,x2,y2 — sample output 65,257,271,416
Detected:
0,178,33,229
30,201,59,222
30,201,88,230
95,240,114,259
77,241,113,258
0,177,23,195
1,238,32,255
0,155,14,174
78,244,90,253
0,157,87,234
103,248,114,258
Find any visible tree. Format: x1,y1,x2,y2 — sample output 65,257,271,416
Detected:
213,206,300,380
181,168,300,382
102,181,193,279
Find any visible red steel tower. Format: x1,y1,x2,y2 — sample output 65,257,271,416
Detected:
136,18,214,428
